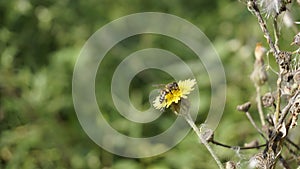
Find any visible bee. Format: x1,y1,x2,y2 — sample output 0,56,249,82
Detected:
158,82,179,103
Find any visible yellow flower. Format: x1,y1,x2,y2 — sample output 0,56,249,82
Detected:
153,79,196,110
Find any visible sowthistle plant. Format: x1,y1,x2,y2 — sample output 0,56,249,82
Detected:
153,79,224,169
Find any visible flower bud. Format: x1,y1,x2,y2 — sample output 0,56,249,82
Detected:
237,102,251,112
251,43,268,86
255,43,267,61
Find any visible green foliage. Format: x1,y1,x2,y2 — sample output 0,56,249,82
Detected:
1,0,300,168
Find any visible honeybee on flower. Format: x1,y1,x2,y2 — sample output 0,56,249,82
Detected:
153,79,196,112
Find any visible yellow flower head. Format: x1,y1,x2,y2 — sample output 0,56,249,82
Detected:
153,79,196,110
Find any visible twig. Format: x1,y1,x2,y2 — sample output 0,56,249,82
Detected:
286,137,300,151
278,155,291,169
245,110,267,140
283,142,299,160
211,140,266,150
255,84,266,126
237,102,267,140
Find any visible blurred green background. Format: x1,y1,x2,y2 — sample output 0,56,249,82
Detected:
1,0,300,168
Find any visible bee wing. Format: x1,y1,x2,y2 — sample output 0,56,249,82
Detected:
152,84,166,88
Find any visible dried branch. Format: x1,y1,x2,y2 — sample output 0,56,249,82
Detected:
255,84,266,126
286,137,300,151
237,102,267,140
278,91,300,125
